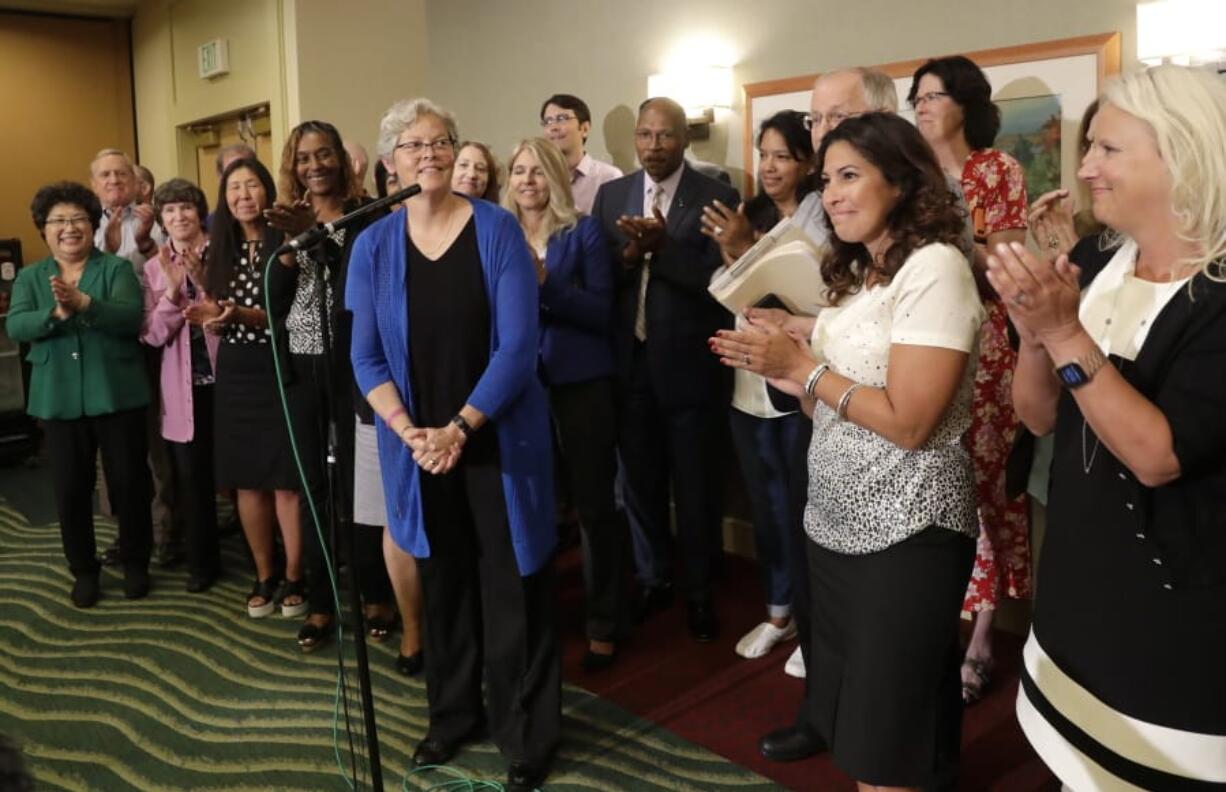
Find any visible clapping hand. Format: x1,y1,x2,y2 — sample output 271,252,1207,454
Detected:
985,241,1083,347
615,207,667,265
700,200,754,261
132,203,156,249
49,275,89,316
201,299,236,333
263,198,315,238
1028,189,1079,261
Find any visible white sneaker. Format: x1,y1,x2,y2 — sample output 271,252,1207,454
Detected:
735,620,798,659
784,645,806,678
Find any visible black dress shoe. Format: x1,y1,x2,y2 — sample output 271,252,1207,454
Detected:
632,582,675,624
185,571,218,594
395,652,424,676
581,647,616,672
759,725,824,762
71,574,101,608
506,759,548,792
123,567,150,600
686,600,719,642
411,736,457,768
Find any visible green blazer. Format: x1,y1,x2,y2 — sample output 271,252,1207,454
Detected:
5,249,149,420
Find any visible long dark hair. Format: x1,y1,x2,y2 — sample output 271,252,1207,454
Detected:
907,55,1001,150
279,120,358,203
816,113,966,305
745,110,817,232
206,157,281,298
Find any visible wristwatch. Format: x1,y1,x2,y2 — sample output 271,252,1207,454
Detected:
1055,347,1108,389
450,414,474,439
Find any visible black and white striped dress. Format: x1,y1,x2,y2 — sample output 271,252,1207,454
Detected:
1018,241,1226,790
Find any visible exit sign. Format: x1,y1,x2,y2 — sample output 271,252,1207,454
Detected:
198,38,230,79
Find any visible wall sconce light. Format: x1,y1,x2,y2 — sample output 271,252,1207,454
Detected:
1137,0,1226,66
647,65,733,140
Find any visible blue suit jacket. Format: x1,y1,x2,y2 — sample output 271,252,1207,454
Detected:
345,197,555,576
537,215,615,385
591,163,739,409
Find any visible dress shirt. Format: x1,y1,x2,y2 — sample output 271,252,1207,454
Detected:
571,153,623,214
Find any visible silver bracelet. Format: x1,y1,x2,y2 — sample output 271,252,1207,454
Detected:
835,383,862,421
803,363,830,398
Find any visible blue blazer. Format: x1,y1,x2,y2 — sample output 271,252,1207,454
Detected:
345,197,555,576
538,215,615,385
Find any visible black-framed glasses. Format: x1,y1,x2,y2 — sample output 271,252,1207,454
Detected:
802,111,861,131
393,137,456,156
909,91,950,109
540,113,577,127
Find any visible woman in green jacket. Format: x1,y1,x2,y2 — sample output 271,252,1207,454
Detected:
6,181,152,608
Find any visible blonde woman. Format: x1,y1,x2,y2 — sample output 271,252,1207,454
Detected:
504,138,625,670
990,65,1226,790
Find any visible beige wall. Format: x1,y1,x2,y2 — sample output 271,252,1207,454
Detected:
423,0,1141,186
132,0,291,188
0,12,135,265
288,0,429,194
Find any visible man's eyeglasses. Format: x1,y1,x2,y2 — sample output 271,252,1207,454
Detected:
633,129,678,145
540,113,577,127
393,137,456,156
909,91,950,109
803,111,861,131
45,215,92,229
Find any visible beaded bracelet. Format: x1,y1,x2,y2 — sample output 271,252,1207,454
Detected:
835,383,862,421
803,363,830,398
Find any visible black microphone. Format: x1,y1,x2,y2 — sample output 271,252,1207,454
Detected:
273,183,422,256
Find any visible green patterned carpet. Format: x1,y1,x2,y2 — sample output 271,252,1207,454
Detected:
0,491,780,791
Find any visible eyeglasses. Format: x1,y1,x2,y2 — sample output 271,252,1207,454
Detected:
540,113,576,127
45,215,92,229
909,91,950,109
802,111,861,131
393,137,456,156
633,129,678,145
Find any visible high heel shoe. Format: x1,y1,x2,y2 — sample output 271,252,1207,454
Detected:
395,651,424,676
297,615,334,653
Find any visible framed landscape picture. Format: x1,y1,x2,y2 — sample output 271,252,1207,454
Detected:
741,32,1122,200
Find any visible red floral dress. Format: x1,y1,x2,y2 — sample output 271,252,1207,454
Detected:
961,149,1032,615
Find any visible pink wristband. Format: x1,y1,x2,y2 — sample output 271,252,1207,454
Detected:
385,406,407,424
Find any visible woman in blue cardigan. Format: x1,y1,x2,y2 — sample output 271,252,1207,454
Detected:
503,137,626,670
346,99,557,792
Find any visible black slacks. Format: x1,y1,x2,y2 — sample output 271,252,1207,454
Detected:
166,384,220,580
549,377,627,642
619,343,726,601
45,407,152,577
416,458,560,765
287,353,392,614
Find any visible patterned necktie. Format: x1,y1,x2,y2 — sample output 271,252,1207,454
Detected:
634,185,664,342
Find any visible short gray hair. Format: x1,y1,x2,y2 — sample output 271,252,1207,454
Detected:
90,148,134,176
857,68,899,113
376,98,459,160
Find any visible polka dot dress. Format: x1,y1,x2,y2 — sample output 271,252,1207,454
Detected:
223,245,268,345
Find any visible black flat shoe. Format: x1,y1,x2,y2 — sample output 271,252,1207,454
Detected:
123,567,150,600
506,759,548,792
411,736,457,768
632,582,675,624
297,616,334,653
759,724,824,762
581,647,616,672
71,574,101,608
686,599,719,642
185,571,218,594
395,652,424,676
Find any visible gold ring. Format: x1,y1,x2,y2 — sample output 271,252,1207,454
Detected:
1047,236,1059,250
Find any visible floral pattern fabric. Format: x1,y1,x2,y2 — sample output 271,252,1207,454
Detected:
961,149,1031,614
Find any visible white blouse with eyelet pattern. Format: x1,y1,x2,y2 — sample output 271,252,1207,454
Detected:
804,242,985,554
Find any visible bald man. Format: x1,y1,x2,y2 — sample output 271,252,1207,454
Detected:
591,98,740,645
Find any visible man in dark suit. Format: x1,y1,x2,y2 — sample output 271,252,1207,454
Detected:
591,98,739,642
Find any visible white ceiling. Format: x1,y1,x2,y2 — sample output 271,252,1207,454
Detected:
0,0,138,18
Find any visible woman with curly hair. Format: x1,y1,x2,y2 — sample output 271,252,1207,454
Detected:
711,112,984,790
908,55,1032,704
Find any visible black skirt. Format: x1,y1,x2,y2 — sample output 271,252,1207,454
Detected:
806,526,974,787
213,342,300,491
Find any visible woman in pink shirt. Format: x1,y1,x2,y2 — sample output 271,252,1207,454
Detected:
141,178,221,592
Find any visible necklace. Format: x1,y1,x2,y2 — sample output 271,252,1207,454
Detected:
416,204,463,259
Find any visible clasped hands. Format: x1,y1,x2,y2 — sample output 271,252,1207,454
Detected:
401,423,466,476
49,275,90,319
985,241,1083,349
615,207,667,265
708,307,818,399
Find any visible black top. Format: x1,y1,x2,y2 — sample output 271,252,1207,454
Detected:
1033,233,1226,732
406,217,495,463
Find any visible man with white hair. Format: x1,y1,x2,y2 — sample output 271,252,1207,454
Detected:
90,148,159,273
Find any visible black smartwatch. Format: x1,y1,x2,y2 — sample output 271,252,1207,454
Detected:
1055,347,1108,389
450,414,474,439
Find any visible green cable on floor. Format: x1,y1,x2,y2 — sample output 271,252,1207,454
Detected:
404,764,507,791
